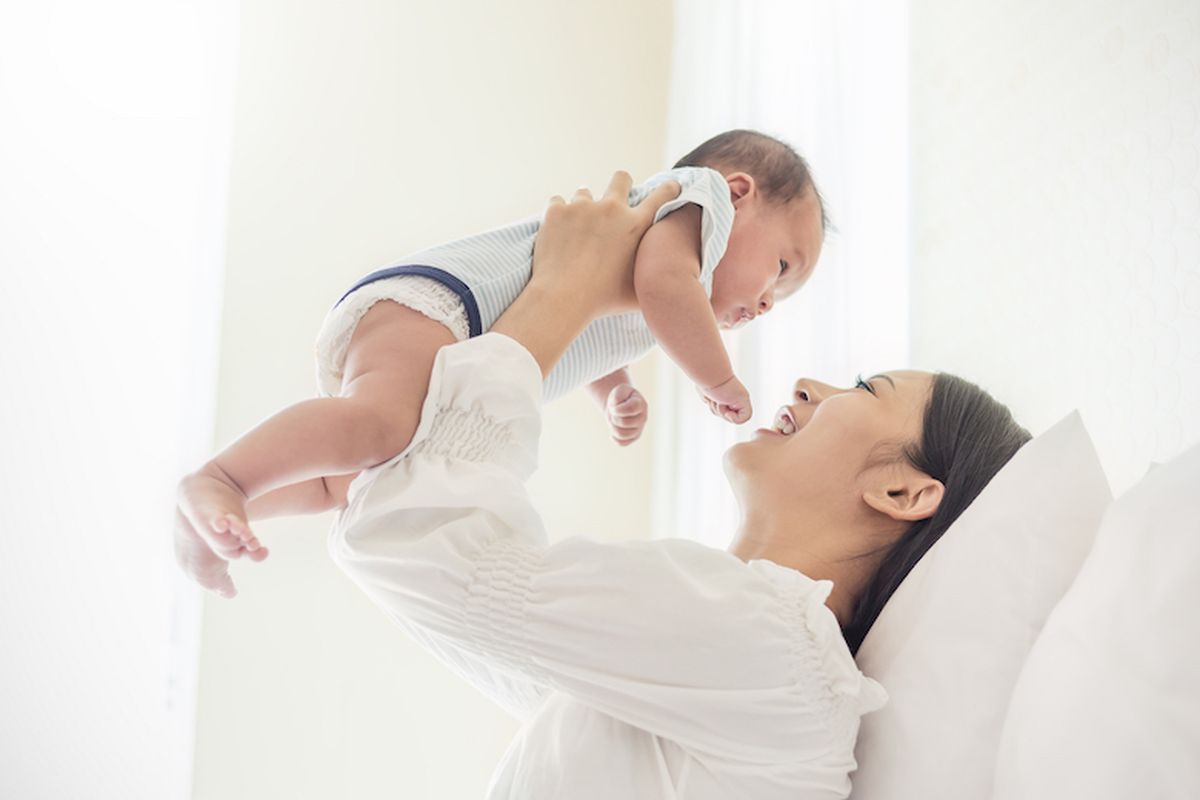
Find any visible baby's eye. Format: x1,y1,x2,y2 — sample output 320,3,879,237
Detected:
779,259,789,274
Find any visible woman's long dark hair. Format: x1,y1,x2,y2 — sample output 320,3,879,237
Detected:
841,373,1032,656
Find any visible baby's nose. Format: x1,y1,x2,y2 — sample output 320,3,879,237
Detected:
758,294,774,314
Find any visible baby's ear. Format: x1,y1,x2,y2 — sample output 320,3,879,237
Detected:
726,172,755,207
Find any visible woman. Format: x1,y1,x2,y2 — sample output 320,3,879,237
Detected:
232,173,1029,798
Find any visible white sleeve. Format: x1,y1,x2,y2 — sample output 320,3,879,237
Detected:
328,333,886,756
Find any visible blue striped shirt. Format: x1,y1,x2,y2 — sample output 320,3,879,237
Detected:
335,166,734,401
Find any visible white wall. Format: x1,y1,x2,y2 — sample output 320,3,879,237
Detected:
909,0,1200,494
0,2,237,798
192,2,673,798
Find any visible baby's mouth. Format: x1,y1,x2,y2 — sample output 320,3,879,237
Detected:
727,308,754,329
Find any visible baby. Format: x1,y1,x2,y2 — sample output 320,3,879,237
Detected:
175,129,827,595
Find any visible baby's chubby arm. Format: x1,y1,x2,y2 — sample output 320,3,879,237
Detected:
633,204,750,423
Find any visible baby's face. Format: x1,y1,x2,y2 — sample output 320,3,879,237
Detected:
710,189,824,330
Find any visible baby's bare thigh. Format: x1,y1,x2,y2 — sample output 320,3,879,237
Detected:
340,300,459,411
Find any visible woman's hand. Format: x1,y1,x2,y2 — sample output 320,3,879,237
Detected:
528,172,681,318
492,171,681,377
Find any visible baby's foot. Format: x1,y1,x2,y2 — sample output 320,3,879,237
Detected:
177,463,269,564
174,508,239,598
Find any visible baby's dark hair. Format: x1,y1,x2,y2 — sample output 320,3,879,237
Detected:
674,129,830,231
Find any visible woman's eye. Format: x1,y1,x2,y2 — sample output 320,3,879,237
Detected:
854,375,877,395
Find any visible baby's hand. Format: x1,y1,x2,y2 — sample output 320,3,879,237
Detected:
606,383,648,446
697,375,752,424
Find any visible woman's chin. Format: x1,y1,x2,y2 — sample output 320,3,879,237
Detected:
722,439,757,481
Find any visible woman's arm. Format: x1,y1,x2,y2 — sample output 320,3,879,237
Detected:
330,331,882,751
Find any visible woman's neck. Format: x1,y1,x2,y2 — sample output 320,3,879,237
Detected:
727,509,881,628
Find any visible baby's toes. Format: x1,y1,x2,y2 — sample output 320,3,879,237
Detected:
227,518,265,553
244,544,270,562
208,527,246,558
215,512,251,541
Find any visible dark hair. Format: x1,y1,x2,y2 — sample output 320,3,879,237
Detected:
674,129,830,231
842,373,1033,656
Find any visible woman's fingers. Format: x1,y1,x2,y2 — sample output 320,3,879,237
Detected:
634,179,682,224
601,170,634,202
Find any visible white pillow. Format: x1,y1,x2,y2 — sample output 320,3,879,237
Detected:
850,412,1111,800
993,441,1200,800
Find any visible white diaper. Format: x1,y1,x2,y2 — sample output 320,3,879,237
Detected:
314,274,471,397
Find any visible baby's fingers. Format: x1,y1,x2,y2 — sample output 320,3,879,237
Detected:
611,395,646,418
720,403,753,425
610,422,644,446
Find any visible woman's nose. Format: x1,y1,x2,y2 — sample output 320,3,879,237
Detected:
793,379,838,404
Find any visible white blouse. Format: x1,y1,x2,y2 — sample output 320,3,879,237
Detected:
328,333,888,799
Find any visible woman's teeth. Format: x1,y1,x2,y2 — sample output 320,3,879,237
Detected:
772,407,797,435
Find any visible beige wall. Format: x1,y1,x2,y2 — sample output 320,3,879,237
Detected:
909,0,1200,493
193,2,673,798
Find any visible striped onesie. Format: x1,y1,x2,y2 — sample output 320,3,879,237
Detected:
315,166,735,402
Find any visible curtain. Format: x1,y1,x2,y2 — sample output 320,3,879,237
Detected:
655,0,910,546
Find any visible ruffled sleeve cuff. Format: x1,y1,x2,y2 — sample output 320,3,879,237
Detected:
753,560,891,717
345,332,544,506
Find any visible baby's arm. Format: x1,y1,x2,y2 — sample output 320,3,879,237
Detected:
633,204,751,423
586,367,648,446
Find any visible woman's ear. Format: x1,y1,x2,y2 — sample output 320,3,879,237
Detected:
726,172,755,207
862,468,945,523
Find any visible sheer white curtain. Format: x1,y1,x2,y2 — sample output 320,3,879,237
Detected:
655,0,910,547
0,2,238,797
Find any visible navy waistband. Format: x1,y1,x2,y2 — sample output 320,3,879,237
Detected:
333,265,483,337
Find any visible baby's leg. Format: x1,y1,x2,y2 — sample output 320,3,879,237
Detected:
244,472,357,520
176,302,457,567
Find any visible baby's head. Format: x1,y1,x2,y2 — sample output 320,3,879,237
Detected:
676,129,828,330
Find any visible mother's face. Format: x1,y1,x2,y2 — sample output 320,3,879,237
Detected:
725,371,935,517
